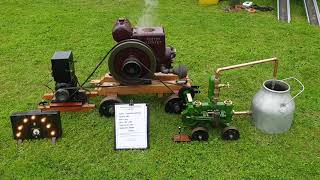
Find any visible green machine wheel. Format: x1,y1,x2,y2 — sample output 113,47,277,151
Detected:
191,127,209,141
221,126,240,140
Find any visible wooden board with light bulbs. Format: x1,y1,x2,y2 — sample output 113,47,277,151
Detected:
10,110,62,144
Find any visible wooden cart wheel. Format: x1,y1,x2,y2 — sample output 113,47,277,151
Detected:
164,94,184,114
99,96,123,117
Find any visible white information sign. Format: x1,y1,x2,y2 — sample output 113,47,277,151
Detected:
114,103,149,150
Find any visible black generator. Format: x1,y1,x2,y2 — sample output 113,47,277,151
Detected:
51,51,86,103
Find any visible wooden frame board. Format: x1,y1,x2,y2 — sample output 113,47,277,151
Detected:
90,72,190,97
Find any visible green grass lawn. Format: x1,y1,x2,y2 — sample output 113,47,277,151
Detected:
1,0,320,178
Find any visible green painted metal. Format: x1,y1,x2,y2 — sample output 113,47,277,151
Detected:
180,77,235,134
208,76,215,102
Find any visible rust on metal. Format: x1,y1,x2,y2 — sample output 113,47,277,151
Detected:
172,134,192,143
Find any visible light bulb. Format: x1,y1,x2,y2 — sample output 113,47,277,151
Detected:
16,132,21,138
17,125,23,131
23,118,28,123
50,131,56,136
31,115,36,120
46,124,51,129
41,117,46,123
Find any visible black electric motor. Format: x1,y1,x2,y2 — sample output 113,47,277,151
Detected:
51,51,87,103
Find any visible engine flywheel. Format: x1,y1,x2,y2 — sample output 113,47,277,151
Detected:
108,39,157,85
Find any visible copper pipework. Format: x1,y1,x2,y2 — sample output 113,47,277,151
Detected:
213,57,279,103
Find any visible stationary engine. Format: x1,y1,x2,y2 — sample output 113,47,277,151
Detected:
109,18,187,85
51,51,87,103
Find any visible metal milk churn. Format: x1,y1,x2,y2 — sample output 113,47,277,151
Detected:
252,77,304,134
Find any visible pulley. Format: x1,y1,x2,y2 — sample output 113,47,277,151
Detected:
108,39,157,85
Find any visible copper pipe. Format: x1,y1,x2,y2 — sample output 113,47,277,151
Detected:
232,110,252,116
213,57,278,103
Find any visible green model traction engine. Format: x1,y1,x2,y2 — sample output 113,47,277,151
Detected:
176,77,239,141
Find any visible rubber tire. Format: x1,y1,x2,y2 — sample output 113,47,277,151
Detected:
99,97,123,117
164,94,184,114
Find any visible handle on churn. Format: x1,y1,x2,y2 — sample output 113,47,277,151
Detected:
280,77,305,107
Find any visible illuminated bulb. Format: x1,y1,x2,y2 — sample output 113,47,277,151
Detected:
31,115,36,120
16,132,21,138
17,125,23,131
23,118,28,123
50,131,56,136
41,117,46,123
46,123,51,129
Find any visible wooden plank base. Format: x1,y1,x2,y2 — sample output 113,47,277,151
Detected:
40,73,190,112
38,103,95,112
90,72,181,85
42,91,98,101
91,73,190,97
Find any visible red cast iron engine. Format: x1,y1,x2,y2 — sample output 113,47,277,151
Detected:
109,18,187,85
